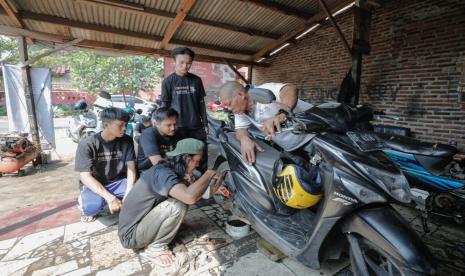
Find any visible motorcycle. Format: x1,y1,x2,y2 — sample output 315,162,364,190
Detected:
66,100,98,143
207,89,436,275
369,116,465,231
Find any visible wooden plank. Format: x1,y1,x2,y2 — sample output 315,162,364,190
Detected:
240,0,313,20
161,0,196,49
19,10,255,55
21,38,84,67
185,16,280,40
319,0,351,56
78,0,280,39
248,64,253,83
0,26,268,66
253,0,353,60
224,59,249,84
0,0,23,27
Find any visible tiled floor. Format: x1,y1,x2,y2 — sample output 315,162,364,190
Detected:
1,194,465,275
0,199,352,276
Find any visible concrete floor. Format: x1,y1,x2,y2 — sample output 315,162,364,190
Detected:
0,122,464,275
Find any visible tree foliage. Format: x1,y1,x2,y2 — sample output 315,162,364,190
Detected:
0,35,163,95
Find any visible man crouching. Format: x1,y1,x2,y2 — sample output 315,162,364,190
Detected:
118,138,217,267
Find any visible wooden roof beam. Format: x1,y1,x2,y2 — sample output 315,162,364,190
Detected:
161,0,196,49
0,26,268,67
253,0,354,60
77,0,280,39
19,11,255,55
240,0,313,20
0,0,22,28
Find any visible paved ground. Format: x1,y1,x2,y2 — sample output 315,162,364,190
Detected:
0,122,465,275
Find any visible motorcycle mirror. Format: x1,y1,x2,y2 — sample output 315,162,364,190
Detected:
248,88,276,104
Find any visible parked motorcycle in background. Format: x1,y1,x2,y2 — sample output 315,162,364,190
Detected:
66,100,97,143
369,113,465,231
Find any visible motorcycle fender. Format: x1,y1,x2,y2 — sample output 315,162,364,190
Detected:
341,205,436,274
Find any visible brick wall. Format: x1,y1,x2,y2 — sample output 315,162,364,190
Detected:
253,0,465,150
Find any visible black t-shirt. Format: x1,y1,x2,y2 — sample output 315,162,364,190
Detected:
135,122,148,134
118,163,181,249
75,133,135,185
161,72,206,129
136,126,181,171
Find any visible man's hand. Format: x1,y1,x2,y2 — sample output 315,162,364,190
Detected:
106,197,122,214
240,138,264,164
261,114,286,137
205,126,209,135
204,169,217,179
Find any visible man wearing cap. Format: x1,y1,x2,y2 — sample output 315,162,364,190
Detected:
118,138,217,267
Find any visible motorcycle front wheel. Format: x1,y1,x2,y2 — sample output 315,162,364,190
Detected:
349,235,428,276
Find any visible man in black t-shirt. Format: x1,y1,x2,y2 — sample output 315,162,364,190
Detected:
137,108,181,172
134,115,152,156
135,115,152,141
118,138,217,267
75,108,136,223
161,47,208,172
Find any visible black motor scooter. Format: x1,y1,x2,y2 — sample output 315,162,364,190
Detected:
208,89,436,275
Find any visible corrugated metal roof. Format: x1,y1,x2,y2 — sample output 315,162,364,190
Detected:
190,0,305,36
176,21,274,52
132,0,183,14
0,14,14,27
16,0,172,36
0,0,356,64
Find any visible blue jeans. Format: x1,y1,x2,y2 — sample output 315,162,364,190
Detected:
78,179,127,216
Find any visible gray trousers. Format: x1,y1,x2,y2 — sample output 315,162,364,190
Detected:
134,198,188,250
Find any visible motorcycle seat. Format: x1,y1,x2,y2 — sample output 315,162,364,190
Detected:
382,134,457,157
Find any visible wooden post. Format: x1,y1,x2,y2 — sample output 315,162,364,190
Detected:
351,1,371,105
18,36,42,161
319,0,352,57
248,64,253,84
224,59,249,84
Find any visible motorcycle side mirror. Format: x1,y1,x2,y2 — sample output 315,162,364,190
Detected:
248,88,276,104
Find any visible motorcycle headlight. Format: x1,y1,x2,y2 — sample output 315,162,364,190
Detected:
340,177,386,204
355,162,411,204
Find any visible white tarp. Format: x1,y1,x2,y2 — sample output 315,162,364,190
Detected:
2,64,55,148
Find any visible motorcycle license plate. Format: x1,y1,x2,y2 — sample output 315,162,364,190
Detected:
347,131,385,152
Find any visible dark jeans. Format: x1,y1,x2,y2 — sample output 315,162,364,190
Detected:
179,127,208,173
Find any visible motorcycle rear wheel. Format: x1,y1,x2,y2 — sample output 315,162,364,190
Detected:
349,236,428,276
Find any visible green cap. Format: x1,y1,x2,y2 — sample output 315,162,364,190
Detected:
166,138,205,157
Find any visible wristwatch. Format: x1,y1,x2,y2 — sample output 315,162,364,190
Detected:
277,109,289,116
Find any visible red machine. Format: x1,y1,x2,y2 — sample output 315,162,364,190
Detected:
0,133,40,176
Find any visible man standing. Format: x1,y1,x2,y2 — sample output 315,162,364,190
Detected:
119,138,217,267
161,47,208,172
75,107,137,222
136,107,181,172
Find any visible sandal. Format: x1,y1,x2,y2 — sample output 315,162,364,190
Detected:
80,215,96,223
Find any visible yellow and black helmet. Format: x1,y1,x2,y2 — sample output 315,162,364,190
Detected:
274,164,322,209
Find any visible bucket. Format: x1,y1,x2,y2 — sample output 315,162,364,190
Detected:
225,216,250,239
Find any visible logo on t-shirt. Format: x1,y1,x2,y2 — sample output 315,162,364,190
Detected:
175,86,195,95
97,151,123,162
160,144,175,154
